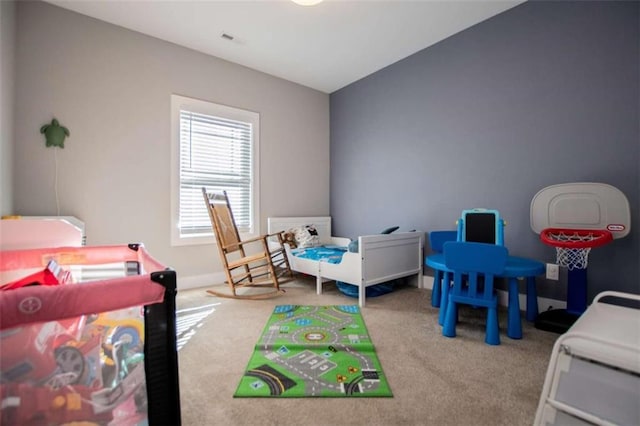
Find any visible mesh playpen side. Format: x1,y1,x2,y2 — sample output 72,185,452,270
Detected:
0,244,181,426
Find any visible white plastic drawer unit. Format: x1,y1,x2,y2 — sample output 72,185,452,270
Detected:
535,291,640,426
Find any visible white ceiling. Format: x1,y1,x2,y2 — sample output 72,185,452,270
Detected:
46,0,524,93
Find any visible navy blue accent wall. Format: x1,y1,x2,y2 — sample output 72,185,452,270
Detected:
330,1,639,299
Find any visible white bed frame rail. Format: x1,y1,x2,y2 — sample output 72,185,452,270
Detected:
268,217,424,307
534,291,640,426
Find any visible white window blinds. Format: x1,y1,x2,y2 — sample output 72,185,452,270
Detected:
178,109,254,237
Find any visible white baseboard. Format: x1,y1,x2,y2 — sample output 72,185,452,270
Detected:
422,275,566,311
496,288,567,311
422,274,434,290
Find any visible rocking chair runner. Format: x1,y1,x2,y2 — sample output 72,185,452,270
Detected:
202,188,293,299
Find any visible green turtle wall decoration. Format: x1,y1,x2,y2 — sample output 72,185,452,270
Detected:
40,118,70,148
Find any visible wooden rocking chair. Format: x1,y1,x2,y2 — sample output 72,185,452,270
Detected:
202,188,293,299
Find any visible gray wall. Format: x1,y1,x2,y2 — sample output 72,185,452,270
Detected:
330,0,639,300
13,1,330,287
1,0,16,216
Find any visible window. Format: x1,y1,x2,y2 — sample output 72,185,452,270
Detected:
171,95,259,246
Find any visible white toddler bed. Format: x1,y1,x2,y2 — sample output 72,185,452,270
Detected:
268,216,424,307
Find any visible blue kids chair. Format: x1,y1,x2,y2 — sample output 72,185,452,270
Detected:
442,241,508,345
435,209,506,324
428,230,458,308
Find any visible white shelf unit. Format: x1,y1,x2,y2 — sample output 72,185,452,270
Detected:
534,291,640,425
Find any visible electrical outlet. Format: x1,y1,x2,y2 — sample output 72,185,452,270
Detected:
546,263,559,280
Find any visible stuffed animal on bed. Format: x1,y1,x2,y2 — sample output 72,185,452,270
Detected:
290,225,320,248
281,231,297,248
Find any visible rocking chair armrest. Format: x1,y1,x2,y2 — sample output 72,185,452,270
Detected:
266,231,285,241
266,232,293,250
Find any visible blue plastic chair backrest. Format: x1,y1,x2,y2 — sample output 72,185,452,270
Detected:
429,230,458,253
444,241,508,274
456,209,505,246
443,242,508,299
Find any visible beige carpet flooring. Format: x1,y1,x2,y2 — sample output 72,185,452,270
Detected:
175,277,558,426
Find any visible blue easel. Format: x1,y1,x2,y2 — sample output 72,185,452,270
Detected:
456,208,505,246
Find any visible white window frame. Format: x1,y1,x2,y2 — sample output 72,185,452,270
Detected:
170,94,260,246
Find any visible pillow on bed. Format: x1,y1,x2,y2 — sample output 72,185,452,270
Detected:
290,225,320,248
380,226,400,234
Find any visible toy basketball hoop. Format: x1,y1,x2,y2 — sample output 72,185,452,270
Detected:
540,228,613,270
530,182,631,332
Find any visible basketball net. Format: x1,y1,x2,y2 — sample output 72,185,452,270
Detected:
555,247,590,270
541,229,612,271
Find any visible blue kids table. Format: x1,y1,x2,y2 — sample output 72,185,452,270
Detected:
425,253,544,339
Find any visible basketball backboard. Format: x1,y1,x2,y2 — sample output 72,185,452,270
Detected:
530,182,630,239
